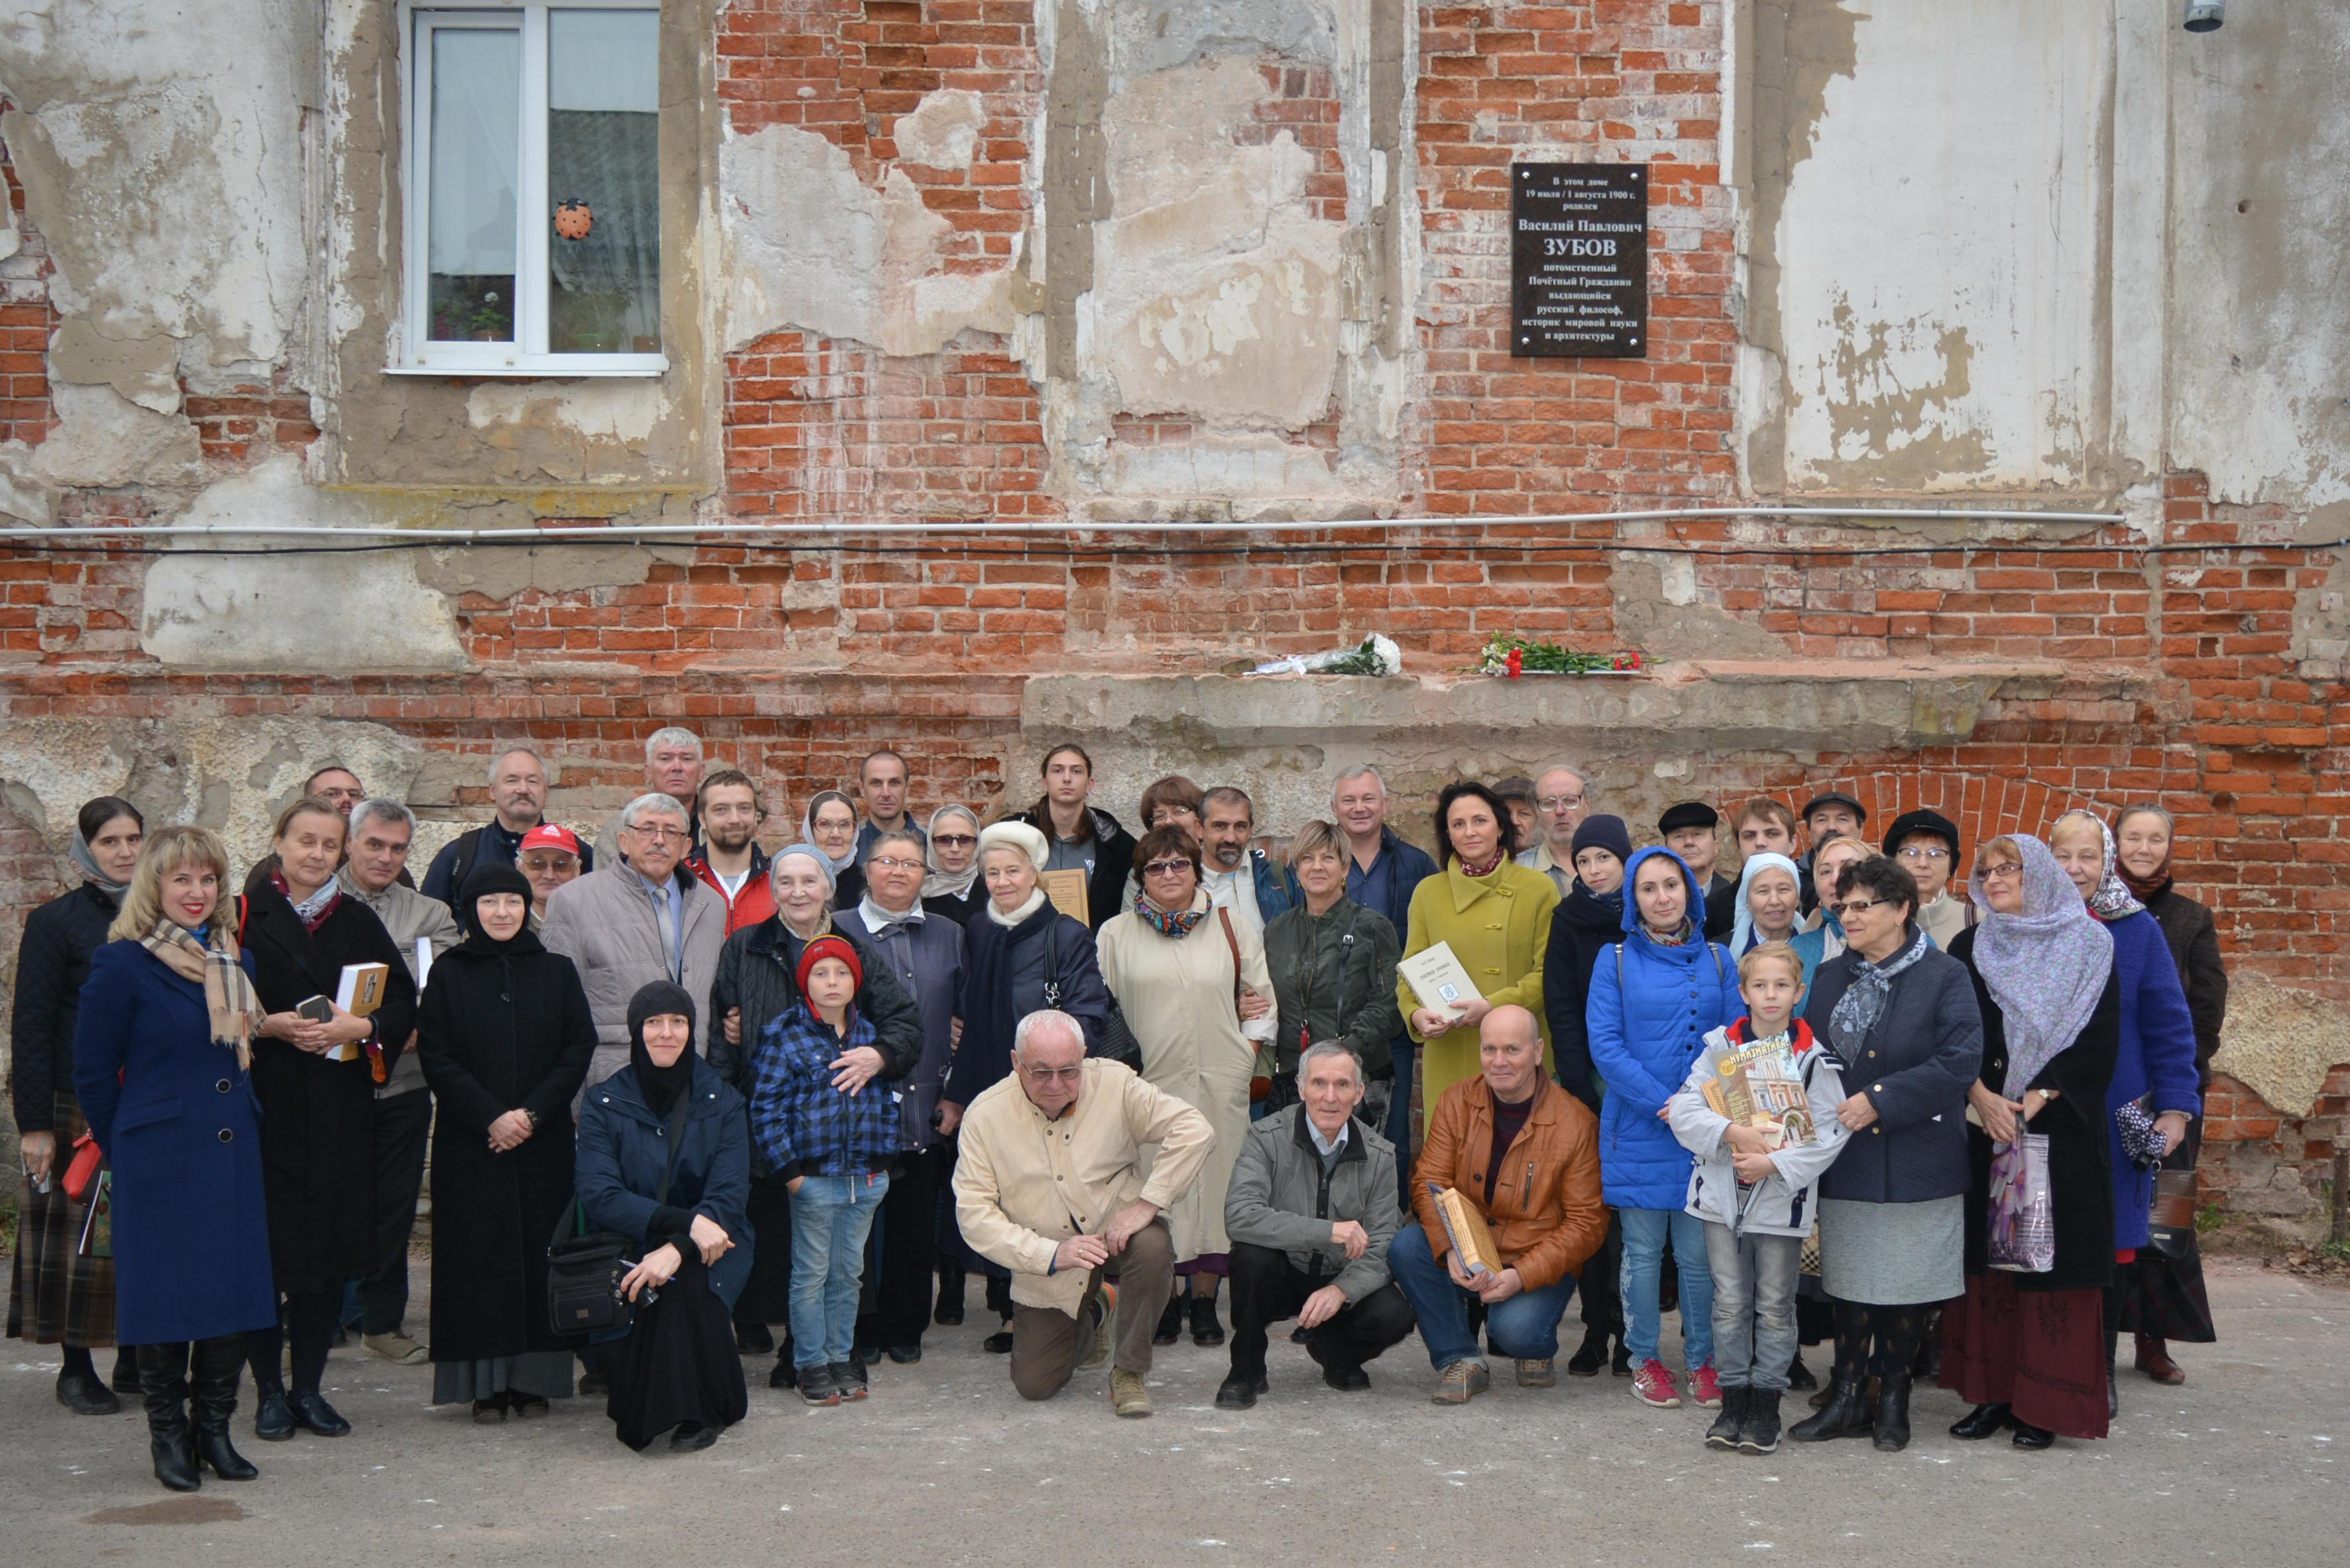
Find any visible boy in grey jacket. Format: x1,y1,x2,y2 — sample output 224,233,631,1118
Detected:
1667,942,1849,1455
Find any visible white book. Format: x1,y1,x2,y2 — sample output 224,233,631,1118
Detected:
1398,940,1483,1019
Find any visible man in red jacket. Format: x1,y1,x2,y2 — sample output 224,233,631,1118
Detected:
687,769,776,935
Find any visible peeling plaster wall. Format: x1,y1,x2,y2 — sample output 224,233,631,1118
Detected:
1739,0,2128,496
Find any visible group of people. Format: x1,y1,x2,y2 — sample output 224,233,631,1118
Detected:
7,730,2225,1490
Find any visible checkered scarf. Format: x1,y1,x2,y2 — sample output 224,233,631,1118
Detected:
138,915,259,1072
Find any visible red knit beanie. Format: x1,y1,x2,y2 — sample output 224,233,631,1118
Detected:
795,934,863,995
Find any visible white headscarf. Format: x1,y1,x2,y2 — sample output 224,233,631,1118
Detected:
1730,852,1803,957
921,804,982,901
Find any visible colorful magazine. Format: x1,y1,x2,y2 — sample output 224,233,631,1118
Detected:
1702,1036,1816,1148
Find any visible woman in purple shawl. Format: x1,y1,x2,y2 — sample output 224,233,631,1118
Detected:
1939,833,2122,1449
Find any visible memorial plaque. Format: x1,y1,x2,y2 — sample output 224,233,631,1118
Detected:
1510,163,1648,358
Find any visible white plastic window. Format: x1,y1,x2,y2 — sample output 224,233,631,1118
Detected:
400,3,664,376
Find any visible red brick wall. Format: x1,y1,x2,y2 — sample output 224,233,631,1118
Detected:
0,102,57,448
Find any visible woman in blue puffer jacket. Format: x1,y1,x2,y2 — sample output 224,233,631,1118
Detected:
1587,846,1743,1409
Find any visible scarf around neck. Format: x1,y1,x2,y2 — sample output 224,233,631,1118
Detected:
273,869,341,930
139,915,261,1072
988,886,1049,928
1453,848,1505,881
921,806,982,901
1826,923,1932,1062
1135,887,1208,938
1969,834,2115,1099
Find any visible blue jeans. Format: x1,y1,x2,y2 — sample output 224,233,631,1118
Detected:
1618,1206,1715,1370
789,1172,890,1369
1387,1222,1576,1369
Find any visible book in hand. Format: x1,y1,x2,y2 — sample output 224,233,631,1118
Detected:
1429,1184,1504,1278
1701,1036,1816,1148
1398,941,1482,1019
327,962,391,1068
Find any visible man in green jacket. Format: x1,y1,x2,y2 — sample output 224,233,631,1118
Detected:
1217,1042,1415,1408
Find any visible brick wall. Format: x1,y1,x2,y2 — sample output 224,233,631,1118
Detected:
0,102,57,448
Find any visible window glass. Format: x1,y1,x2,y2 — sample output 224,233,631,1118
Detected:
425,25,521,343
546,9,661,354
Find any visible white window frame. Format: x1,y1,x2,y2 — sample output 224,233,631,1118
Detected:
392,0,667,377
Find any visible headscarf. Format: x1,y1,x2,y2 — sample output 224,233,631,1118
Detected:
768,844,837,940
626,980,697,1118
137,915,261,1073
1968,834,2115,1099
798,791,860,875
1730,851,1803,957
2111,805,2176,903
1825,923,1933,1062
457,862,542,956
921,804,982,902
2058,811,2144,921
70,824,134,903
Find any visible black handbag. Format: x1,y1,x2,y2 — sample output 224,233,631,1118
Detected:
546,1090,693,1337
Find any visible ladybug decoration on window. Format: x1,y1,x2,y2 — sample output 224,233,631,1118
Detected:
554,198,594,241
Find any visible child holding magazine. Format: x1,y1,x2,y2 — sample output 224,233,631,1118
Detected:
1667,941,1849,1455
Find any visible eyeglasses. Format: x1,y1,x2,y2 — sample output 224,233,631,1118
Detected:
630,824,689,843
1978,862,2025,881
869,856,923,872
933,834,976,849
1897,845,1950,862
1020,1064,1084,1083
1831,897,1890,917
1537,795,1585,812
1142,858,1193,877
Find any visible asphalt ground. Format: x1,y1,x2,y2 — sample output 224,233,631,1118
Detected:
2,1257,2343,1565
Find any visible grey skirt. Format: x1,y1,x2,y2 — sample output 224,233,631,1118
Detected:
1819,1196,1964,1306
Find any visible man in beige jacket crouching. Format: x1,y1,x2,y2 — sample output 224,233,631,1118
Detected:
953,1009,1214,1417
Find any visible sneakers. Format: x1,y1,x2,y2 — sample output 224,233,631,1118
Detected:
1738,1389,1783,1455
1632,1358,1681,1408
363,1331,430,1367
1515,1357,1556,1388
1110,1368,1153,1418
1705,1385,1749,1449
1078,1286,1118,1372
831,1360,868,1402
1689,1362,1724,1409
1432,1359,1492,1405
797,1365,841,1406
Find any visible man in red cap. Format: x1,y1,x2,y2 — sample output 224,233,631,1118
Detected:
518,822,584,926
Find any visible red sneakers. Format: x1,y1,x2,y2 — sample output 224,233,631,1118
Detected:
1632,1359,1682,1408
1689,1363,1724,1409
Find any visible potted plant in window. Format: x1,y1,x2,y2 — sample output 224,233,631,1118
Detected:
468,290,508,342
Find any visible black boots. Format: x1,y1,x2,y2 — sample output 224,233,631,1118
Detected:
137,1343,201,1492
1154,1296,1183,1346
1705,1385,1750,1450
1872,1373,1913,1452
1787,1376,1873,1442
933,1263,966,1326
1566,1325,1610,1378
1950,1402,2013,1440
1189,1294,1224,1347
190,1336,259,1481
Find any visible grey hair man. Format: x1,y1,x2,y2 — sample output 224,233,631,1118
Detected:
1326,763,1438,1211
545,791,728,1097
952,1008,1214,1420
335,797,462,1367
594,727,709,868
421,746,580,908
1517,765,1591,896
1217,1041,1413,1408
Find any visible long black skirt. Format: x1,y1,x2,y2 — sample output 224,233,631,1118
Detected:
606,1255,748,1452
2114,1121,2217,1343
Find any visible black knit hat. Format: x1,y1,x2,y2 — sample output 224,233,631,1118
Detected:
1569,814,1633,864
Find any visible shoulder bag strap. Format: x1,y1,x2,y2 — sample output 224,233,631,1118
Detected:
654,1088,694,1206
1041,913,1061,1007
1217,906,1244,1003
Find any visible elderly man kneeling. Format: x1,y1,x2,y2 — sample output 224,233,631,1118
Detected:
1216,1042,1415,1409
1389,1005,1607,1404
953,1010,1214,1418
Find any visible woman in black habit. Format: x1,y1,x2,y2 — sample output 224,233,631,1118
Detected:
575,981,752,1451
417,864,599,1420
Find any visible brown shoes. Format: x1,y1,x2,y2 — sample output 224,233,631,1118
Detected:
1432,1360,1492,1405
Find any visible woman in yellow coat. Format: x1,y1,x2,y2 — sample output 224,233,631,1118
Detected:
1096,825,1277,1349
1395,781,1561,1131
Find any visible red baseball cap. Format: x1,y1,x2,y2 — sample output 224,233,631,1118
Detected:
518,823,582,859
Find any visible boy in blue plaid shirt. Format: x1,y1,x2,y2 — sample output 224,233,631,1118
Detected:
751,934,899,1406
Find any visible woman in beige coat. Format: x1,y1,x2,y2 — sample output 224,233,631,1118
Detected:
1096,825,1277,1349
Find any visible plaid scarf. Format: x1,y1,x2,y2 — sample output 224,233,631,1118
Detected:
139,916,260,1072
1134,889,1208,938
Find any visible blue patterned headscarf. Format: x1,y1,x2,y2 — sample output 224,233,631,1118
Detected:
1969,834,2114,1099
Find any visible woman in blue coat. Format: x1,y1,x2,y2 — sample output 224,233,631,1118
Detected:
1586,846,1741,1410
575,981,753,1452
74,826,275,1493
2049,812,2199,1409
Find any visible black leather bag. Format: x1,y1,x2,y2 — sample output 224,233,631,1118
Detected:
546,1090,692,1337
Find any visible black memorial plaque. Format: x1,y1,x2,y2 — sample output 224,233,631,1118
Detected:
1510,163,1648,358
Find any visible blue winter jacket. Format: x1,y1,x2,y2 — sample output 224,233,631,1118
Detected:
2102,909,2203,1250
1584,848,1744,1209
